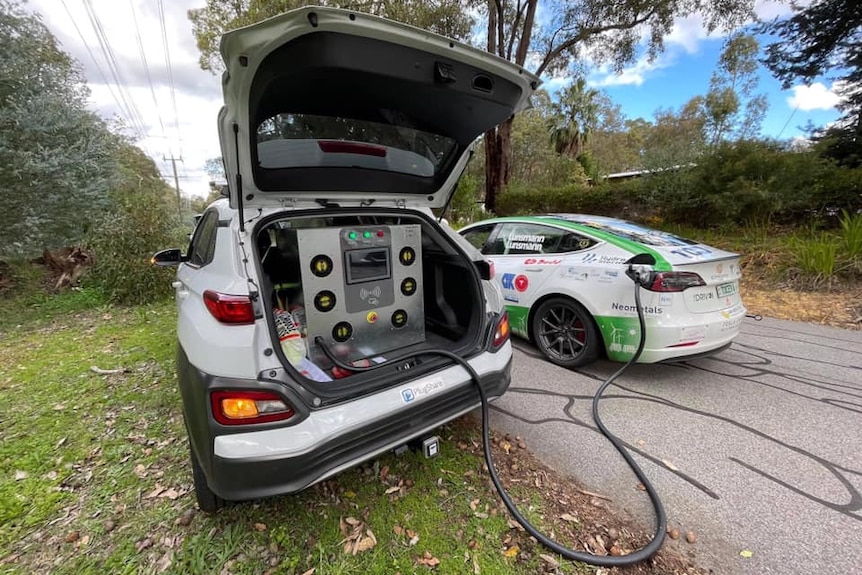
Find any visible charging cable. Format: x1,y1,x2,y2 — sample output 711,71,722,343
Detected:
313,266,666,566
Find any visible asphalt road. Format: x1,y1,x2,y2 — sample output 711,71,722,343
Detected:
490,317,862,575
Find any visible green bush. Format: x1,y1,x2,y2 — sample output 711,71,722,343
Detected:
84,145,187,304
446,173,485,226
791,232,838,287
496,182,633,217
839,209,862,259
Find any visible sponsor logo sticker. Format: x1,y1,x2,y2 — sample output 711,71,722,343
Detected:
524,258,562,265
582,253,628,265
501,273,529,292
400,379,445,404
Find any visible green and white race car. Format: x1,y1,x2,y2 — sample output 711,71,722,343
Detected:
459,214,746,367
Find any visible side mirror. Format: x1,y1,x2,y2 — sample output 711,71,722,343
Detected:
473,259,493,281
151,248,187,267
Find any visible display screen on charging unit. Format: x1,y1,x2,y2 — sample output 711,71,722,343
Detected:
345,248,391,284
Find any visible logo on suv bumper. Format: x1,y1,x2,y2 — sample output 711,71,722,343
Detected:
401,379,445,403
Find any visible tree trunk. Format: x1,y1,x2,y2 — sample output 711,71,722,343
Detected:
483,0,537,214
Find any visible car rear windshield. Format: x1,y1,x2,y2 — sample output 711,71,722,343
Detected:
256,113,457,178
550,215,700,247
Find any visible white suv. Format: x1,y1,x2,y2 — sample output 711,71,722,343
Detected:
153,7,536,511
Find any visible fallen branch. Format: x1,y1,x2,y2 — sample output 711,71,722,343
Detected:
90,366,129,375
577,489,612,501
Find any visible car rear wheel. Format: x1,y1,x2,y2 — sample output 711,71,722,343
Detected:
190,443,225,513
531,297,599,368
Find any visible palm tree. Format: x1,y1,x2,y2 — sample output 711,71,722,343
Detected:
549,78,600,159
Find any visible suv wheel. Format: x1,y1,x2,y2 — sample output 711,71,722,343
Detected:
190,443,224,513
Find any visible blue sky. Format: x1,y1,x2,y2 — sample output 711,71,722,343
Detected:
539,2,843,140
28,0,843,196
580,34,841,139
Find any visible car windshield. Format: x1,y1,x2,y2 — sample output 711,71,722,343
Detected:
548,215,700,247
257,113,457,178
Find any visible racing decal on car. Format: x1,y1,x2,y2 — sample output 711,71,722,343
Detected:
400,379,445,404
667,245,713,260
595,316,641,360
501,273,530,292
523,258,561,265
679,325,707,342
610,302,663,315
565,269,589,281
581,253,629,265
505,233,545,251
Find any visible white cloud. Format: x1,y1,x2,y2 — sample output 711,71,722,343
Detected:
28,0,223,197
787,82,843,111
754,0,815,21
589,56,670,88
665,15,712,54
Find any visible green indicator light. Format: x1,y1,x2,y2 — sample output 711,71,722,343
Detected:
348,232,357,240
363,231,371,238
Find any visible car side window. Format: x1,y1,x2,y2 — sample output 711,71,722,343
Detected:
553,232,597,253
494,223,597,255
461,224,498,254
187,210,219,267
495,223,562,255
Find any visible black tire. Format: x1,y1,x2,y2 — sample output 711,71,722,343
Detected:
189,442,224,513
531,297,600,368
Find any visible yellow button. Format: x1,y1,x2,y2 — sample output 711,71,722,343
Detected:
367,311,378,324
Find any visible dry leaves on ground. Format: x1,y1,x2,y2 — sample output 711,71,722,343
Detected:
338,517,377,555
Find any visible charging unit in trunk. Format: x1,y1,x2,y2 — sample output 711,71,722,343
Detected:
297,224,426,367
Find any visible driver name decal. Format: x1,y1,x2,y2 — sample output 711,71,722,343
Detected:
505,234,545,251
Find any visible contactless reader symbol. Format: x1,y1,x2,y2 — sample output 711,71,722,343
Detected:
314,290,336,312
399,247,416,266
359,285,382,306
310,255,333,277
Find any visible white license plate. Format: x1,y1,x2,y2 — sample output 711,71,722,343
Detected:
716,282,738,297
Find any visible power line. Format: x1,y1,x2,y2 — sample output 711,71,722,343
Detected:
59,0,137,134
80,0,148,139
129,0,166,138
157,0,182,158
777,102,801,139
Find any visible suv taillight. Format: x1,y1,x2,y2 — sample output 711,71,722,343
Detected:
491,312,510,349
203,290,255,324
644,272,705,292
211,390,295,425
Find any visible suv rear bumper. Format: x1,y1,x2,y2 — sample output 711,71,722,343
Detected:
178,344,512,502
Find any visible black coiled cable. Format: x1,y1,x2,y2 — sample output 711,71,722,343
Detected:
313,282,665,566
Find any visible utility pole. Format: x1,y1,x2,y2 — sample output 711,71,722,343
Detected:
163,155,183,217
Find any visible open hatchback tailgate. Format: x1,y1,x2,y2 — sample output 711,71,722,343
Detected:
218,6,538,210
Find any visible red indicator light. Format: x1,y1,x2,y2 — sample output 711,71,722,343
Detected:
376,230,384,237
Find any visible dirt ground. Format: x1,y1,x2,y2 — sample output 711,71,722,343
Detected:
741,280,862,329
458,416,707,574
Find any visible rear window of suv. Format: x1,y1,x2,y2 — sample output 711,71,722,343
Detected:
256,113,457,178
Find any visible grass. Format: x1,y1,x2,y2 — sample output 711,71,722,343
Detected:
660,220,862,291
0,299,603,575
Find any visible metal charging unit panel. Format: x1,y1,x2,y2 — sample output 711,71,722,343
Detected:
297,225,425,365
